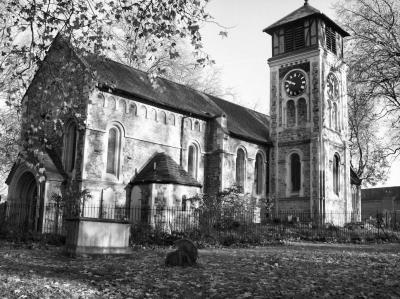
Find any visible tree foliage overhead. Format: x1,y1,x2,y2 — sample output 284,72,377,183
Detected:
1,0,213,106
336,0,400,185
347,88,390,185
0,0,219,186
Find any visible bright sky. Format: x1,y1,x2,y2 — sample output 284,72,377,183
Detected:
201,0,399,188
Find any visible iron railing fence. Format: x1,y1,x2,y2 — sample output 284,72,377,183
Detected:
1,202,399,243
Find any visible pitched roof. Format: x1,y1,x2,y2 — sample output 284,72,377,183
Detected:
263,3,349,37
130,153,202,187
81,53,271,144
210,96,270,144
85,55,223,119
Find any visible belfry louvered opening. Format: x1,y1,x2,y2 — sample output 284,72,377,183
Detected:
326,25,337,54
284,24,305,52
272,18,318,56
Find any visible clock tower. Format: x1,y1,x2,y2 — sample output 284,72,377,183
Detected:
264,1,353,224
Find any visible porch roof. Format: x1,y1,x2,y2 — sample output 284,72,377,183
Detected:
130,153,202,188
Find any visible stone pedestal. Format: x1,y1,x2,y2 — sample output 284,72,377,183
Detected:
65,218,131,255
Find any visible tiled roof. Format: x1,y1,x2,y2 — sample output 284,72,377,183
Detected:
130,153,202,187
263,3,349,37
210,96,270,144
84,55,223,119
82,54,271,144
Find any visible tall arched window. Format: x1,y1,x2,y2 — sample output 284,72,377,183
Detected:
236,148,246,190
287,100,296,127
188,144,198,179
254,153,264,195
106,127,121,175
298,98,307,125
333,154,340,195
290,153,301,192
333,103,338,130
64,122,78,173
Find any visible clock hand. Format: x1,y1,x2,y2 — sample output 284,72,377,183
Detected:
286,80,296,85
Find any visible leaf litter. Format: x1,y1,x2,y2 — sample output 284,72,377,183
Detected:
0,242,399,298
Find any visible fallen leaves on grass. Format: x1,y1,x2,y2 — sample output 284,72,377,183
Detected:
0,242,399,298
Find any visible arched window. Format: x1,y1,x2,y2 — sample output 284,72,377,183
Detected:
185,118,192,130
333,154,340,195
287,100,296,127
150,109,157,121
130,103,137,115
236,148,246,190
168,113,175,126
107,96,116,110
328,102,332,128
64,122,78,172
106,127,121,175
158,111,167,124
139,105,147,118
119,99,127,113
255,153,264,195
97,93,105,107
188,144,198,179
333,102,338,130
290,153,301,192
298,98,307,124
194,121,200,131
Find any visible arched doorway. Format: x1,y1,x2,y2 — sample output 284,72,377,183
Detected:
15,172,42,232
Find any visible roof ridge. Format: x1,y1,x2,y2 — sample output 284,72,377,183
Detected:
263,3,349,37
264,4,321,32
81,48,271,120
210,95,269,117
86,54,227,115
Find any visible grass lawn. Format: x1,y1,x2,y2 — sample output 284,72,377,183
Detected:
0,241,399,298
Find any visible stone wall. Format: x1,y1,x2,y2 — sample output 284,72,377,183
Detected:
268,47,354,223
8,37,92,227
269,58,316,213
222,136,268,197
21,37,91,185
203,117,224,197
82,90,207,207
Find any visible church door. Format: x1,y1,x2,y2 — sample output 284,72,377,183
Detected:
16,172,42,232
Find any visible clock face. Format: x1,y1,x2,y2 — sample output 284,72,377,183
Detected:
284,71,306,97
327,73,339,100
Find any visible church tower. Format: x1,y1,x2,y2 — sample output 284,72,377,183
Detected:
264,1,352,223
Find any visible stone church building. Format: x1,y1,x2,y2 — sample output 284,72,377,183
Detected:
6,1,361,232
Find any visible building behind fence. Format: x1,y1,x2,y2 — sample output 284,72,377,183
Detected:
1,202,399,243
362,187,400,219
